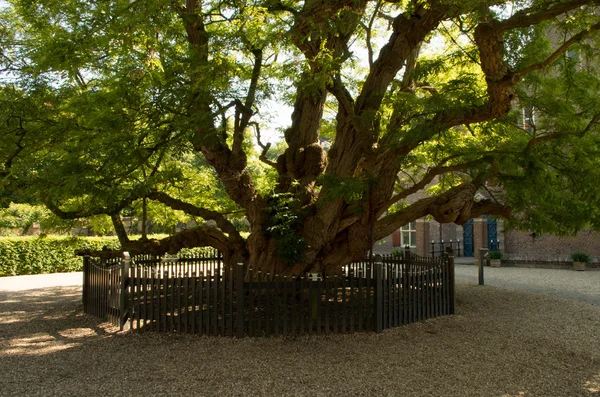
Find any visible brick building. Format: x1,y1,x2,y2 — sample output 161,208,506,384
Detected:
377,202,600,263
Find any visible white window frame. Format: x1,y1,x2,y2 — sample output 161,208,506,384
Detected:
400,221,417,248
523,107,535,132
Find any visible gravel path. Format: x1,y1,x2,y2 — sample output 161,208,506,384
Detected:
1,271,599,397
455,265,600,305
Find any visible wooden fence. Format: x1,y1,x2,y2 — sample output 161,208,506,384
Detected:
82,251,455,337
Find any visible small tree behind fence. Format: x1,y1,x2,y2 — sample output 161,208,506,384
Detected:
82,250,455,337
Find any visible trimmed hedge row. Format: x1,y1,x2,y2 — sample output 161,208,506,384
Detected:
0,236,121,276
0,236,219,277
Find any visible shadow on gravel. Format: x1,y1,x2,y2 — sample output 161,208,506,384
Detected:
0,287,115,356
1,282,600,397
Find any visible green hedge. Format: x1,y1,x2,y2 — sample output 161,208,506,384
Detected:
0,236,121,276
0,236,223,276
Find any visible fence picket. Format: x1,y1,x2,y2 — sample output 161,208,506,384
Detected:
407,264,416,324
290,275,297,336
235,264,244,338
220,262,226,336
213,262,218,336
191,266,196,334
437,263,442,317
149,266,154,332
135,264,141,331
357,268,363,332
273,274,280,336
282,275,289,337
419,263,424,321
228,267,234,337
316,277,322,335
169,264,175,333
264,272,269,335
299,275,305,336
374,258,382,333
389,263,394,327
247,267,253,337
256,271,262,336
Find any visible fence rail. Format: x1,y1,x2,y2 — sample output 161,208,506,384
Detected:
430,240,462,257
83,250,455,337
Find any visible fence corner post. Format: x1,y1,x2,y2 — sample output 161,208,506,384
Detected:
82,255,90,309
119,251,131,331
447,249,455,315
374,254,383,333
236,257,246,338
403,245,411,260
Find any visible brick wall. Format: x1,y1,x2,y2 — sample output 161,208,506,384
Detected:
373,236,394,254
416,220,429,256
428,221,459,243
505,229,600,262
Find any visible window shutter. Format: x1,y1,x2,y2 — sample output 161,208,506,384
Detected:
392,231,401,247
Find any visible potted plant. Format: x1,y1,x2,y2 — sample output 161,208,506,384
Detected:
570,252,590,271
489,251,503,267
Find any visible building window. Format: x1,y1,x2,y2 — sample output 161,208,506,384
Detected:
400,221,417,248
523,106,535,132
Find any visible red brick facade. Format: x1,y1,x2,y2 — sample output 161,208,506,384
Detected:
504,229,600,262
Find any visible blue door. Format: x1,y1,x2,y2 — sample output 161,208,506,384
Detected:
463,219,474,257
488,216,498,250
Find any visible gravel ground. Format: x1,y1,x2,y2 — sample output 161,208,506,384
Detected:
1,270,599,397
455,265,600,305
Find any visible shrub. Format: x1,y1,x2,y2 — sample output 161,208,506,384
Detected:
488,251,503,260
391,249,403,257
569,252,590,263
0,235,215,276
0,236,121,276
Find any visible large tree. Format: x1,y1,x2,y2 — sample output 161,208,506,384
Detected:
2,0,600,275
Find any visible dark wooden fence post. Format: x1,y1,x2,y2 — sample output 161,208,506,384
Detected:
236,259,245,338
83,255,90,310
374,254,383,333
119,252,131,331
478,248,488,286
447,249,456,315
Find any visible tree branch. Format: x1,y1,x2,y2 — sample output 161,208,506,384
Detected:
364,0,383,68
146,192,246,251
175,0,264,222
76,225,236,259
251,122,277,168
526,112,600,150
234,49,263,156
374,183,478,240
327,3,449,178
469,200,512,219
373,5,599,192
44,195,140,220
110,213,130,244
515,21,600,77
377,156,494,217
495,1,593,32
